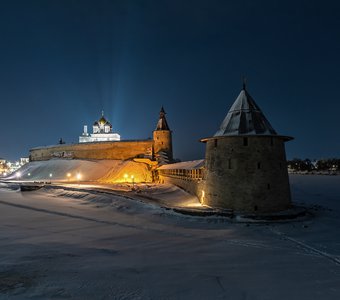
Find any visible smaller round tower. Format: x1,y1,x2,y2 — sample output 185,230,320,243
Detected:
201,85,293,213
153,107,173,163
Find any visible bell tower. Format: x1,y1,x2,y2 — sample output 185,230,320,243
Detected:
153,107,173,163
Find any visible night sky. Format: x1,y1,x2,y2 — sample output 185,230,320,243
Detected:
1,0,339,161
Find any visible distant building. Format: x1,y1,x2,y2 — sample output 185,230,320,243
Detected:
20,157,29,165
79,111,120,143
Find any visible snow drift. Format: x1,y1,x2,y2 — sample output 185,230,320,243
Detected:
5,159,153,183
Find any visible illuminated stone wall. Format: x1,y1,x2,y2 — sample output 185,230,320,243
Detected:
30,140,154,161
158,175,204,203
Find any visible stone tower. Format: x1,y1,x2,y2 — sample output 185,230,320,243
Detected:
153,107,173,163
201,85,293,213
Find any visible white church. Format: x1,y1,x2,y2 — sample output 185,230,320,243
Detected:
79,112,120,143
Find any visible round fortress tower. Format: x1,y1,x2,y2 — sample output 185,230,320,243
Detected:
153,107,173,163
201,85,293,213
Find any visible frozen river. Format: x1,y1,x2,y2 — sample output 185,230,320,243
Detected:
0,174,340,299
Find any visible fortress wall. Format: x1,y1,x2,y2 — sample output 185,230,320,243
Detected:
30,140,154,161
158,175,204,202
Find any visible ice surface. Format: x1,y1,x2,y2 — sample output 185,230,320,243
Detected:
0,174,339,299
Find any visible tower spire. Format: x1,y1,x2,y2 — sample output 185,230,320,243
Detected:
160,106,166,118
156,106,170,130
242,76,247,90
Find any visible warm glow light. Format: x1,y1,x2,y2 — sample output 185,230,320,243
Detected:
188,203,203,208
67,173,71,177
123,173,128,183
3,172,7,176
201,190,205,205
76,173,81,180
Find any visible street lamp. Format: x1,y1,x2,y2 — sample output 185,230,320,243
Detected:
131,175,135,189
124,173,128,183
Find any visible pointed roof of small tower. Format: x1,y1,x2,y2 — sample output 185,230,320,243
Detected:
214,86,277,137
155,106,170,130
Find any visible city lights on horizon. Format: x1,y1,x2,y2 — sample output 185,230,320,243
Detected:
0,157,29,177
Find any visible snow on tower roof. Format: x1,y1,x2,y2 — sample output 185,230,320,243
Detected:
214,88,277,137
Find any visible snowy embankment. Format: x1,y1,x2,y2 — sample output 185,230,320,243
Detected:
5,159,152,183
0,175,339,299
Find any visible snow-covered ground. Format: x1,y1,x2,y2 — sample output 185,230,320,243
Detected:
0,174,339,299
4,159,152,183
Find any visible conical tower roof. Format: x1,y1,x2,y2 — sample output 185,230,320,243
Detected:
214,88,277,137
155,106,170,130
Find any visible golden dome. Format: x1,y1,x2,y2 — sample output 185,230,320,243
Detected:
99,116,107,125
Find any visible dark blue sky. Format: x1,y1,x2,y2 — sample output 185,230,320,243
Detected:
1,0,339,161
